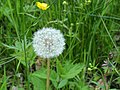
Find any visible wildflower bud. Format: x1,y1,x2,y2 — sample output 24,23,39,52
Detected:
93,67,97,69
62,1,68,5
76,23,79,25
70,23,74,26
85,0,91,5
88,68,92,71
89,63,92,66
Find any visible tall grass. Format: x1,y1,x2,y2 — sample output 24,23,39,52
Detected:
0,0,120,89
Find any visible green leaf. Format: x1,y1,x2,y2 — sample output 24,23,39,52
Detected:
32,67,57,80
50,70,58,88
56,60,64,75
18,88,25,90
61,62,84,79
30,74,46,90
2,43,18,50
32,68,47,79
31,67,58,88
11,43,36,67
57,79,68,89
75,80,90,90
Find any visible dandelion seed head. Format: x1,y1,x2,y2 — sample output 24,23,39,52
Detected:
33,27,65,58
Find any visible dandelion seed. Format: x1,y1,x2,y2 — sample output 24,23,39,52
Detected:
36,2,49,10
33,27,65,58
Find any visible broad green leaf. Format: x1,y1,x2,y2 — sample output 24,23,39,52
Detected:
56,60,64,75
32,68,47,79
30,74,46,90
50,70,58,88
61,62,84,79
57,79,68,89
32,67,57,81
31,67,57,88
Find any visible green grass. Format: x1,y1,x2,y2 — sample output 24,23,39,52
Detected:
0,0,120,90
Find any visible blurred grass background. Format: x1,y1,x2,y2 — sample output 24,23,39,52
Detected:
0,0,120,90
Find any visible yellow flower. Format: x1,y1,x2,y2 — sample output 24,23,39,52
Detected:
36,2,49,10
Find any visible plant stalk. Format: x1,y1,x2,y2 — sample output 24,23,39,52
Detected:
46,59,50,90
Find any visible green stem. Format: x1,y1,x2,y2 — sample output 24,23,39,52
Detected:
97,68,107,90
46,59,50,90
101,17,119,53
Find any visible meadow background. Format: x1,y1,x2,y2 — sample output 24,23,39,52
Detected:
0,0,120,90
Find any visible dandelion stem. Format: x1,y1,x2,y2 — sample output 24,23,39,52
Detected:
46,59,50,90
